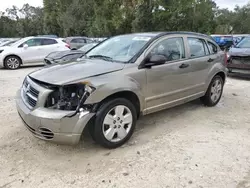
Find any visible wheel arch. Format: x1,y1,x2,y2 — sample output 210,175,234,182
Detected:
92,90,142,118
215,71,226,84
4,54,23,65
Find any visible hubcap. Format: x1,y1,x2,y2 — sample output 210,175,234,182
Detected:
6,58,19,69
210,79,222,103
102,105,133,142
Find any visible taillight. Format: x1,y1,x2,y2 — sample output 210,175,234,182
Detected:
65,44,70,49
224,52,228,65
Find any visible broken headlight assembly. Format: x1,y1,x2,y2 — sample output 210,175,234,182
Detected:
45,82,95,111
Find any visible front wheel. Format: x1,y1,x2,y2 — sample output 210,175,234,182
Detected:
94,98,137,148
201,75,224,107
4,56,21,70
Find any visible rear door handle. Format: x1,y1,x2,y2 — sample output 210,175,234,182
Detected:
208,58,214,62
179,63,189,69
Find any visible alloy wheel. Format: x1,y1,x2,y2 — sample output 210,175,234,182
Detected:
210,79,222,103
102,105,133,142
6,57,20,69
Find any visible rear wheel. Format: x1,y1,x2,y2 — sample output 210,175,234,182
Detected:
201,75,224,107
4,56,21,70
94,98,137,148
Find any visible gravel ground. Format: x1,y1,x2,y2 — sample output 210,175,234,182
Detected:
0,66,250,188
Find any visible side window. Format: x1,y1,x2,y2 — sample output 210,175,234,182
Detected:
188,37,208,57
204,42,210,55
207,41,218,54
42,39,58,45
150,37,185,62
71,38,86,43
19,39,42,47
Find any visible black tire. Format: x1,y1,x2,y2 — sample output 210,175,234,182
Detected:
4,56,21,70
87,117,96,141
201,75,224,107
94,98,137,149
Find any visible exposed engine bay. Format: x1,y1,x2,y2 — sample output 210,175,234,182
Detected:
45,84,94,111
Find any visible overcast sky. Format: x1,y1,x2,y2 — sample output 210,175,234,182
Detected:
0,0,249,11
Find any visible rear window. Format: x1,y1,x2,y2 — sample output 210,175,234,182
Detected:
71,38,86,43
42,39,58,45
207,42,218,54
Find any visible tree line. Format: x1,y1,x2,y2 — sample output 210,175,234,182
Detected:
0,0,250,38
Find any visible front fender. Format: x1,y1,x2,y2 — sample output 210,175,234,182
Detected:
84,76,145,111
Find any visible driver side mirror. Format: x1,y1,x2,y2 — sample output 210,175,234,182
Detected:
144,54,167,68
23,44,28,49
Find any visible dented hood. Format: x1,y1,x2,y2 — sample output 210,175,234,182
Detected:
29,59,125,85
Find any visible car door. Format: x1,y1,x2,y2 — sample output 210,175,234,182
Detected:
39,38,61,60
144,36,210,114
18,38,43,63
207,40,221,67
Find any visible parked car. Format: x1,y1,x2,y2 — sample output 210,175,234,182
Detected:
65,37,93,50
16,32,226,148
0,37,70,69
0,39,20,47
44,43,98,65
227,36,250,74
211,35,234,51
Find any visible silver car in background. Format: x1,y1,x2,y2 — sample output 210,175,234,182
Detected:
65,36,93,50
16,32,227,148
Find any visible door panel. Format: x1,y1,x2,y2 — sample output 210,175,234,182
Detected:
144,36,210,113
19,38,43,63
145,58,206,112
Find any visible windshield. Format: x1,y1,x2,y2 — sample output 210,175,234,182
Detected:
236,37,250,48
5,40,18,46
86,35,152,62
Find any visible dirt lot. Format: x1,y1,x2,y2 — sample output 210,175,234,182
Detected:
0,66,250,188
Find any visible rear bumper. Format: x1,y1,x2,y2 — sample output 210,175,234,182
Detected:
0,55,4,68
16,89,95,145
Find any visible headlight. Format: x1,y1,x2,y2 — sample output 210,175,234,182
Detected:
0,50,4,54
45,82,95,111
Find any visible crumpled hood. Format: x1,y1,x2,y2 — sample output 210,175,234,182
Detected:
229,47,250,56
29,59,125,85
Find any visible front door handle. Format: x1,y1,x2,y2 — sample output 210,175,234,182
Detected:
208,58,214,62
179,63,189,69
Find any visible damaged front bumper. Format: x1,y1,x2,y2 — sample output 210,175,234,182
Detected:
16,89,95,145
227,56,250,74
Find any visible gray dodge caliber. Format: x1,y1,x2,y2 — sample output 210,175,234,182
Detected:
16,32,227,148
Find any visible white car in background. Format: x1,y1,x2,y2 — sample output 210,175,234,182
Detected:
0,37,70,69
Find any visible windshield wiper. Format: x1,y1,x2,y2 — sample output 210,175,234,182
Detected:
88,55,113,62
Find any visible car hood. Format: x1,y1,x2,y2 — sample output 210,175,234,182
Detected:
229,47,250,56
46,50,83,60
29,59,125,85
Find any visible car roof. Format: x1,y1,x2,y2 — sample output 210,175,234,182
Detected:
66,36,89,39
120,31,212,40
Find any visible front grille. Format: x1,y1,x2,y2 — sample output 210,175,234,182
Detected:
231,56,250,61
21,78,40,108
38,127,54,139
